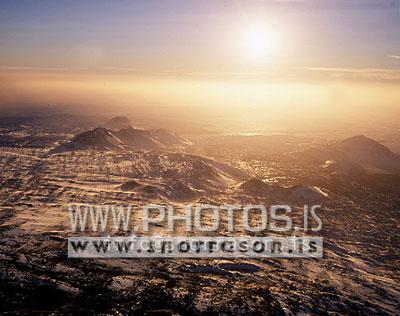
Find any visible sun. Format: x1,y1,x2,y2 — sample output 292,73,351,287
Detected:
241,22,280,61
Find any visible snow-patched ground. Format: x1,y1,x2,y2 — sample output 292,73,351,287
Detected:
0,147,399,314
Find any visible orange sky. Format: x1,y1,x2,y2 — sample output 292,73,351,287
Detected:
1,1,399,132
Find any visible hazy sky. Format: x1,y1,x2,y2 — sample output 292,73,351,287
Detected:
0,0,399,131
1,0,399,71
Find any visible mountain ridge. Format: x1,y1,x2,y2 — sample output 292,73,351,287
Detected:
51,126,191,153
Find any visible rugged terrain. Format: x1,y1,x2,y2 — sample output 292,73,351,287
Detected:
0,115,399,314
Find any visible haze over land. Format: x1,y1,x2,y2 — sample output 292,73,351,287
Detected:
1,0,400,135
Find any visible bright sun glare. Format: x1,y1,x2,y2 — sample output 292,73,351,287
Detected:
242,22,280,61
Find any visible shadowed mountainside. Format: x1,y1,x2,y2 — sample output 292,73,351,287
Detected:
293,135,400,175
334,135,400,174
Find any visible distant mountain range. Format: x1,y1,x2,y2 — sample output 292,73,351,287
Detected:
51,126,191,153
50,127,126,153
297,135,400,175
